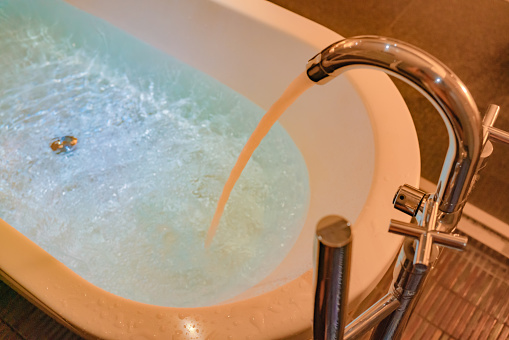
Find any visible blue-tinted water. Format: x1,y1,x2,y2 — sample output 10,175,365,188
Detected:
0,0,309,307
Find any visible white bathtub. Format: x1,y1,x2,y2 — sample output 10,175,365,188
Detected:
0,0,420,338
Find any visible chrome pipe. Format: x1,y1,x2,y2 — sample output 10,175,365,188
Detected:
483,104,500,136
307,36,483,231
431,232,468,250
343,293,400,340
488,126,509,144
388,219,424,238
370,263,429,339
314,216,352,340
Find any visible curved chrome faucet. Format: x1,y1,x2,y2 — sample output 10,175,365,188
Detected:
307,36,496,339
306,35,483,232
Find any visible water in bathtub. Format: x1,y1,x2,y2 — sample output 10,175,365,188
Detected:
0,0,309,307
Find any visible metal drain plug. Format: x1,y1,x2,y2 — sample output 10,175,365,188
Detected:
50,136,78,154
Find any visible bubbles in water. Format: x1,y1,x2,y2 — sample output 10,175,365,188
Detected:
0,0,310,307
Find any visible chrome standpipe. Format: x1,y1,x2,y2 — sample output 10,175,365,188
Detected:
314,216,352,340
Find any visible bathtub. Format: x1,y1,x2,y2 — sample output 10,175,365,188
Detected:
0,0,420,338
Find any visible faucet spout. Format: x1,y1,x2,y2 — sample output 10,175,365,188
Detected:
307,36,483,231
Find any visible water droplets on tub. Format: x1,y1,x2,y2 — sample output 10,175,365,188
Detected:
0,0,310,307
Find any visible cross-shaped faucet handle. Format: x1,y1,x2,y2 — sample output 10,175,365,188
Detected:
389,184,468,266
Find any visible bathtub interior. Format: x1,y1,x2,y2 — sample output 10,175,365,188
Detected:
0,0,420,338
0,0,318,308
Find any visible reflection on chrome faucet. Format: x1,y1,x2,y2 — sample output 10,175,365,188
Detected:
308,36,507,339
307,35,483,232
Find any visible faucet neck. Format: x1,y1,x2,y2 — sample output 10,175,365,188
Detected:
307,36,482,229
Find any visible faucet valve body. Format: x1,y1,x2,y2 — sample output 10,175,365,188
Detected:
393,185,427,217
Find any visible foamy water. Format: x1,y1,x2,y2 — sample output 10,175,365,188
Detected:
0,0,309,307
